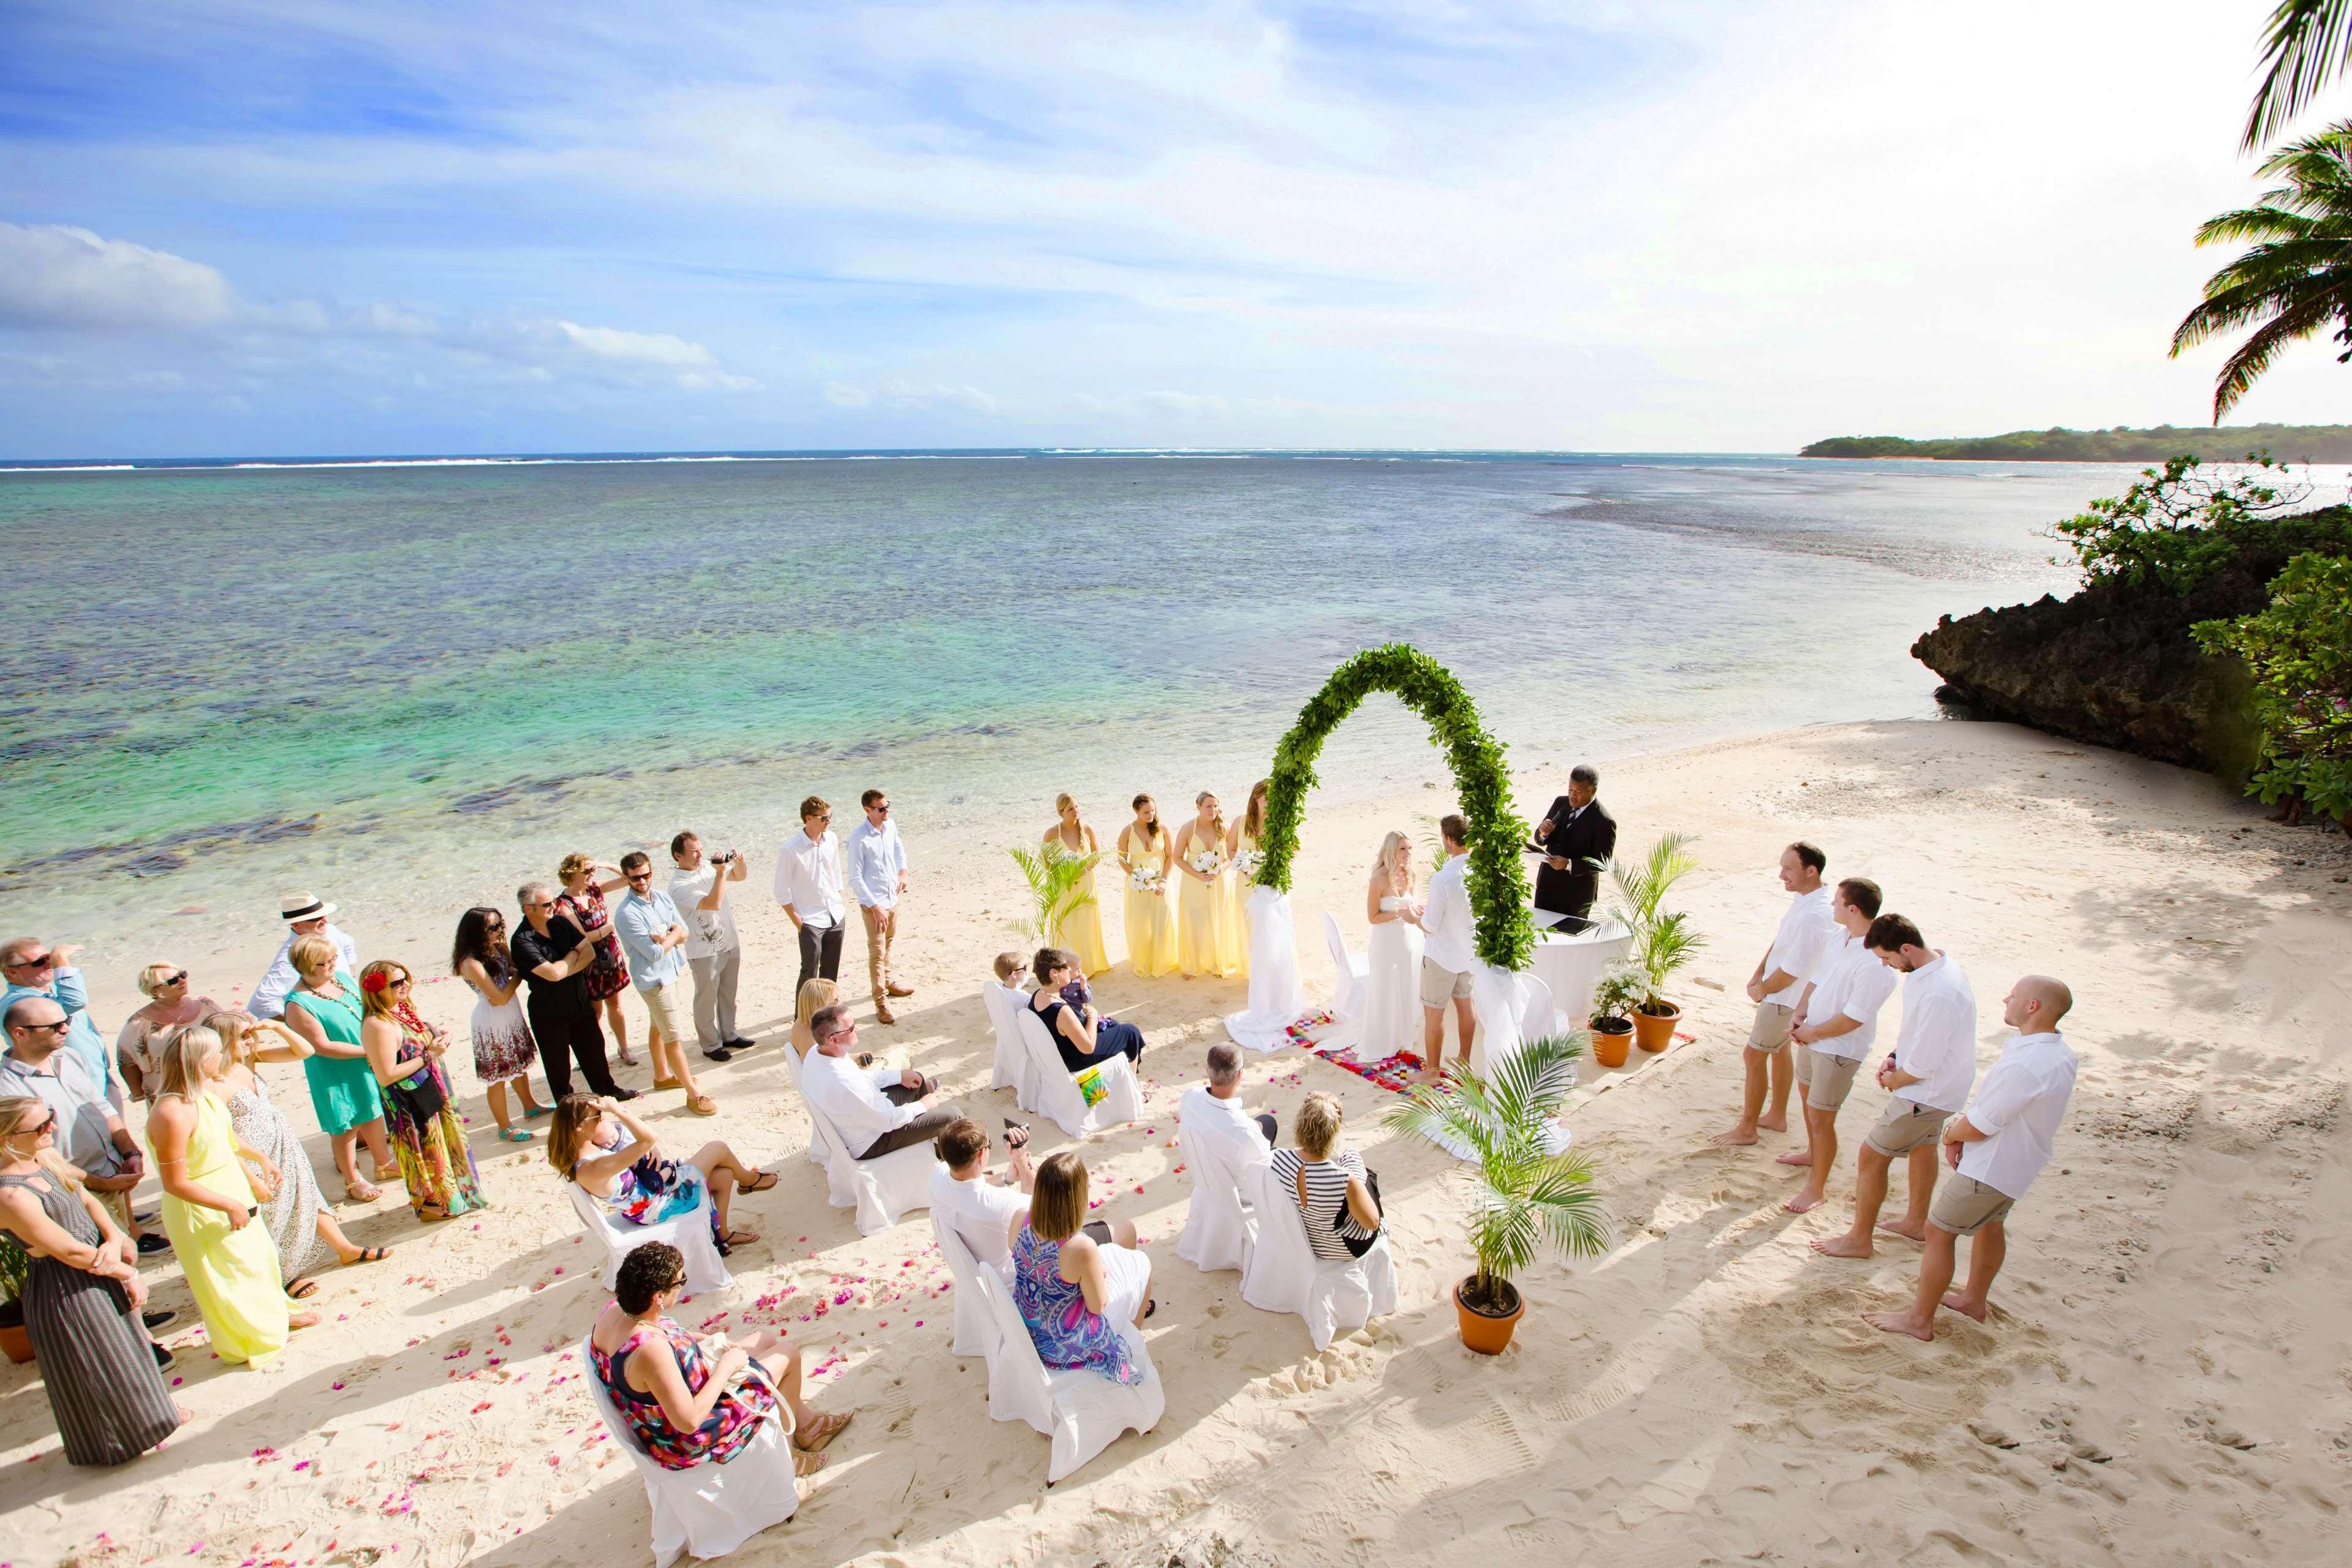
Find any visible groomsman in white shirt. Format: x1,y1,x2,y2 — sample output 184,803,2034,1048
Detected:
668,831,752,1058
1413,815,1479,1085
800,1004,959,1159
1778,878,1896,1214
774,796,848,993
1711,843,1836,1149
846,788,913,1024
1866,975,2078,1342
1813,913,1978,1259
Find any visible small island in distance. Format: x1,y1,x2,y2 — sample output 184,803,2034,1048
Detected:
1801,423,2352,462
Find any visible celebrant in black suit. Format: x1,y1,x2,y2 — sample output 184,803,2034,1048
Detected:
1532,764,1617,927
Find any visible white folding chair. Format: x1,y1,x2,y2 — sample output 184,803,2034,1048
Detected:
1174,1097,1266,1276
1238,1161,1399,1351
578,1335,797,1566
981,981,1037,1103
972,1264,1165,1485
1013,1006,1143,1137
567,1181,732,1296
800,1088,940,1236
777,1040,826,1169
1323,911,1370,1021
929,1171,1007,1359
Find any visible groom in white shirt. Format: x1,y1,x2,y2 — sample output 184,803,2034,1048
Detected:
1414,815,1478,1084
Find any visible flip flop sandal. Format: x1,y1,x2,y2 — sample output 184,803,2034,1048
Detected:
793,1410,852,1453
523,1104,553,1119
286,1278,320,1300
741,1171,780,1193
417,1206,454,1223
497,1128,534,1142
351,1246,391,1265
719,1229,759,1248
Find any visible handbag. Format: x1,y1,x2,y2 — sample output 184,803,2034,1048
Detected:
385,1056,447,1121
1292,1161,1384,1258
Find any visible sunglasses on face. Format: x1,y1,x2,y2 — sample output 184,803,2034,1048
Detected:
4,951,53,969
15,1114,56,1137
163,971,188,987
20,1019,70,1036
626,871,652,882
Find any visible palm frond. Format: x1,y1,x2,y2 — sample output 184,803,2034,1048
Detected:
2244,1,2352,151
2214,301,2342,419
1006,840,1103,943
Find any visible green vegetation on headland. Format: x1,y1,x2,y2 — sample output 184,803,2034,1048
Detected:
1802,425,2352,462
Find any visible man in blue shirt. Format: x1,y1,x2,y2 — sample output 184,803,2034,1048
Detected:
614,852,716,1115
845,788,912,1023
3,938,122,1111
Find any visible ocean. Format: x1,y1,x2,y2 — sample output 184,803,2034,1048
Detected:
0,450,2244,957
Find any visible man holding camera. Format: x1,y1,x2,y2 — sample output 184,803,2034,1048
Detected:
669,831,752,1058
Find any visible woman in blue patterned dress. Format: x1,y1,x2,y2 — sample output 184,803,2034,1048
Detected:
551,1095,771,1251
1004,1151,1152,1384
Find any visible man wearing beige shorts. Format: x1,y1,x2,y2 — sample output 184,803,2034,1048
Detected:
1711,842,1834,1148
1814,914,1977,1259
614,854,717,1116
1867,976,2078,1342
1413,815,1479,1084
1780,878,1895,1213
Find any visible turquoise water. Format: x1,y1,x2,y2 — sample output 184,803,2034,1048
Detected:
1,451,2123,943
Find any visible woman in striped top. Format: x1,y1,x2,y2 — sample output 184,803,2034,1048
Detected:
1269,1093,1382,1262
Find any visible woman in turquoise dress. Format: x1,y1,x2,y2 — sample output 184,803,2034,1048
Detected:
275,936,395,1202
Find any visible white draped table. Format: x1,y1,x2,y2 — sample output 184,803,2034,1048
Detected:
1528,919,1633,1031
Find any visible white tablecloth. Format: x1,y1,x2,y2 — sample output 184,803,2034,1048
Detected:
1530,920,1632,1028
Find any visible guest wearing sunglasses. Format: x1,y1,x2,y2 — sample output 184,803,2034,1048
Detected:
357,960,488,1223
512,882,633,1104
775,797,848,993
614,853,717,1115
451,907,550,1142
116,963,221,1105
3,937,121,1109
0,1096,184,1466
2,996,164,1255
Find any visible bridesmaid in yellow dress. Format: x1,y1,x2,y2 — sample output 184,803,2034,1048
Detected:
145,1027,313,1367
1117,794,1180,978
1045,793,1111,976
1172,791,1239,978
1223,778,1270,978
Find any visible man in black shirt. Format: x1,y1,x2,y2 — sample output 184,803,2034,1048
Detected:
512,880,633,1101
1533,764,1618,930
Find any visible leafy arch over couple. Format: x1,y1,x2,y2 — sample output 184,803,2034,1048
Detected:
1252,643,1537,972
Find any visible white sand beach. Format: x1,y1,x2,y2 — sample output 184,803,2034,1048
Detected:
7,718,2350,1567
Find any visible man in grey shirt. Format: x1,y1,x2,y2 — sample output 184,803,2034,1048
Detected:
3,995,165,1254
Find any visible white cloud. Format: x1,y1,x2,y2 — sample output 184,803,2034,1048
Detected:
0,222,235,332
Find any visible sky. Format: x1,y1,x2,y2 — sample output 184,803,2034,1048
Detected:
1,0,2346,458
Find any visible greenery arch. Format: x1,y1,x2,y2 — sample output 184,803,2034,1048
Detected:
1254,644,1536,972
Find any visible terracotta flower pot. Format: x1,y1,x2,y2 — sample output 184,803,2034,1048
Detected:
1633,1001,1681,1054
1454,1276,1524,1355
1589,1018,1633,1068
0,1319,31,1365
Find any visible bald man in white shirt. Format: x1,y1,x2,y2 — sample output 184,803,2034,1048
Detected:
1866,975,2078,1343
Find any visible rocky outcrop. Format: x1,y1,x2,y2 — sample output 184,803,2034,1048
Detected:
1913,564,2279,777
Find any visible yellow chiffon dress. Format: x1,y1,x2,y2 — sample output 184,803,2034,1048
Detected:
1051,841,1112,976
1224,829,1260,977
1175,825,1238,978
154,1093,289,1367
1123,835,1181,978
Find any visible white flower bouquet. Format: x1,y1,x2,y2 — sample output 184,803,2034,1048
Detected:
1129,867,1168,895
1189,846,1225,878
1233,848,1264,881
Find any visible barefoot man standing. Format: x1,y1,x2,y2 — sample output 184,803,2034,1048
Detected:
1711,842,1834,1148
1811,914,1976,1257
1779,878,1895,1213
1865,976,2077,1341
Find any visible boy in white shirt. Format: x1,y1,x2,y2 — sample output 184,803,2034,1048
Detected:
1866,976,2078,1343
1779,878,1897,1215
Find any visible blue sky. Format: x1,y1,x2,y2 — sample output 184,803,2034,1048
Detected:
0,0,2339,457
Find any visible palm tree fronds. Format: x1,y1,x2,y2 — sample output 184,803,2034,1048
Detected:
1007,840,1103,943
2244,1,2352,151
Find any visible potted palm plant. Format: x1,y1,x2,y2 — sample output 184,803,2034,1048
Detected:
1587,967,1640,1069
1007,839,1104,946
1610,833,1703,1054
1384,1033,1610,1354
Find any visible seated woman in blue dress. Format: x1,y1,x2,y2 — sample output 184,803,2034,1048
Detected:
1026,949,1144,1074
551,1094,773,1251
1004,1152,1153,1379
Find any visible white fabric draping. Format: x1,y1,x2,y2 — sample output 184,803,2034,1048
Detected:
1224,886,1304,1052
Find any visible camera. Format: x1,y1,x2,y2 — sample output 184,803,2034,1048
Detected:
711,851,735,865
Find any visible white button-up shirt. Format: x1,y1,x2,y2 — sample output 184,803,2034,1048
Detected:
1957,1031,2078,1200
1179,1084,1273,1158
668,864,740,959
773,829,845,927
1761,886,1834,1006
928,1164,1028,1278
1890,954,1976,1113
800,1048,917,1157
1419,855,1477,974
1802,934,1899,1061
845,818,907,910
249,923,361,1020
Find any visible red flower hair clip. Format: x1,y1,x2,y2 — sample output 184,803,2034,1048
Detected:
360,970,390,993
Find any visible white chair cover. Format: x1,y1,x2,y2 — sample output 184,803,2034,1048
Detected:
1173,1101,1266,1275
1013,1005,1143,1137
1238,1159,1399,1351
972,1262,1165,1484
981,981,1037,1102
1322,911,1370,1022
567,1180,732,1297
578,1335,797,1566
1224,887,1303,1052
800,1084,941,1235
928,1170,1007,1359
777,1038,826,1168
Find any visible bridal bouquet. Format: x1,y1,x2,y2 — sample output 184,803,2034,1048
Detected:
1189,846,1225,878
1232,847,1264,881
1129,866,1167,895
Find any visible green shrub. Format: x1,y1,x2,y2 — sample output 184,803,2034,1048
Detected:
2196,551,2352,829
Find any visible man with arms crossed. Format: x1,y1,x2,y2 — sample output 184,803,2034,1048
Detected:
1413,815,1479,1085
846,788,913,1024
1779,877,1896,1214
776,797,848,992
1866,976,2077,1341
1711,842,1834,1148
1813,914,1976,1258
669,831,752,1057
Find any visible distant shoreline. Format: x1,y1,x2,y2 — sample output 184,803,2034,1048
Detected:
1801,423,2352,462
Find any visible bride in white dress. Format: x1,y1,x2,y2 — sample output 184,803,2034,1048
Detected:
1360,830,1424,1059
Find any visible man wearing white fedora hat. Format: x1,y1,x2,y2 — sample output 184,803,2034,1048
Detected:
249,893,361,1021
